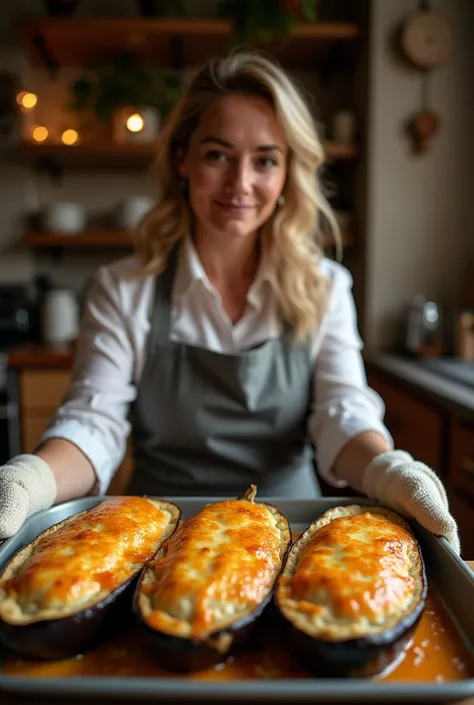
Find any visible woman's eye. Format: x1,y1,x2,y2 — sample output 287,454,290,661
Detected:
205,150,227,162
257,156,278,168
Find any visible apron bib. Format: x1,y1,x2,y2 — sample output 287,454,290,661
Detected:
128,247,320,498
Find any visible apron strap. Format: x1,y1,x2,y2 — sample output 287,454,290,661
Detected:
149,243,181,348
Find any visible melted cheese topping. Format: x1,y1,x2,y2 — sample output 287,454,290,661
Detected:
139,500,284,639
0,497,173,624
278,510,423,640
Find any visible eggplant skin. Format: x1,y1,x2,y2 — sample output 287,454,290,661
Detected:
275,505,428,678
278,606,421,678
133,485,291,672
1,573,135,661
0,498,181,660
134,591,273,673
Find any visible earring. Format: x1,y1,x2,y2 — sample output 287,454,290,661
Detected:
278,194,286,206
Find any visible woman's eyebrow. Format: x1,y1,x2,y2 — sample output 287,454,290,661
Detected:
200,136,233,147
200,136,284,152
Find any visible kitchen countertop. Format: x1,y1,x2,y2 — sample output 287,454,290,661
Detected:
7,344,74,370
4,561,474,705
366,352,474,422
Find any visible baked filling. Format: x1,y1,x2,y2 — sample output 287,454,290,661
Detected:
139,498,288,639
0,497,176,624
277,506,424,640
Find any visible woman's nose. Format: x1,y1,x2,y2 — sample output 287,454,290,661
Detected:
225,159,252,194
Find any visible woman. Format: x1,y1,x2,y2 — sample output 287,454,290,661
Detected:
0,52,459,552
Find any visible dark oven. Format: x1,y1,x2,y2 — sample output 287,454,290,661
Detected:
0,353,21,464
0,285,36,463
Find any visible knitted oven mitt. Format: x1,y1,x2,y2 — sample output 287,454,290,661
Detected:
0,455,57,539
363,449,460,555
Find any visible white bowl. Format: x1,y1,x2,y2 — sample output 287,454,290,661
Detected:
43,202,87,234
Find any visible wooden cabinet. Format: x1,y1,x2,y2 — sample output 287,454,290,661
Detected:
20,370,71,454
449,420,474,559
366,370,445,474
450,420,474,500
18,368,134,495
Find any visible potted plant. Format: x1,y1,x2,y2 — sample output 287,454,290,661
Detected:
281,0,318,21
218,0,318,43
67,54,182,143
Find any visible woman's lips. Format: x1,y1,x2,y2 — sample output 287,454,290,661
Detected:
215,201,255,214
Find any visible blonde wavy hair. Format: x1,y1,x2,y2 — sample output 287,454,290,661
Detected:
135,51,340,339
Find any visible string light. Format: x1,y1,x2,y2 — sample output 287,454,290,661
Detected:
17,92,38,109
61,129,79,145
126,113,144,133
32,126,48,142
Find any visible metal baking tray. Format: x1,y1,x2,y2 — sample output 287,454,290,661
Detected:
1,496,473,702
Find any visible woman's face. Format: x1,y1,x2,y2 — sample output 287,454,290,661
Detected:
179,92,288,242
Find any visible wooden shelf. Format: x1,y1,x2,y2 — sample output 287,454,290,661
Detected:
18,141,157,169
18,140,358,170
16,17,360,70
23,229,355,249
23,230,134,248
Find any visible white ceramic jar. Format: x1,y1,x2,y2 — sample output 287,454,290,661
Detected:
42,290,79,348
332,110,357,145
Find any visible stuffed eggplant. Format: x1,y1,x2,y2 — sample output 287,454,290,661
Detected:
275,504,427,678
134,485,291,672
0,496,180,659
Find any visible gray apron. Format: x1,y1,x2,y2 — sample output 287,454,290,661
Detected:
128,247,320,498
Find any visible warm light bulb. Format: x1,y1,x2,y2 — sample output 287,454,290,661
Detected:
20,92,38,109
32,125,48,142
61,129,79,145
126,113,144,133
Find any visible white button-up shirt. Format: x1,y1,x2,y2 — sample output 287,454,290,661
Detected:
41,238,392,493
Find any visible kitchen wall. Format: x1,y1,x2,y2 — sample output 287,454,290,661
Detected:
0,0,473,348
364,0,474,349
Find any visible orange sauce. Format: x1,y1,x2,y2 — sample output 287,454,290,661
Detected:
2,585,473,682
2,531,473,683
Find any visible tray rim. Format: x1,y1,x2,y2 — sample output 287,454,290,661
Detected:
1,494,474,702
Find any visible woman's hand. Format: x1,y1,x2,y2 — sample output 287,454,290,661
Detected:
0,455,57,538
363,450,460,554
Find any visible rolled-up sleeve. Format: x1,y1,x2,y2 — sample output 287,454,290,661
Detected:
308,265,393,487
40,266,137,493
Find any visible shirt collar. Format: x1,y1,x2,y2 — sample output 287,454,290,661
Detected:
172,236,206,301
172,235,272,309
